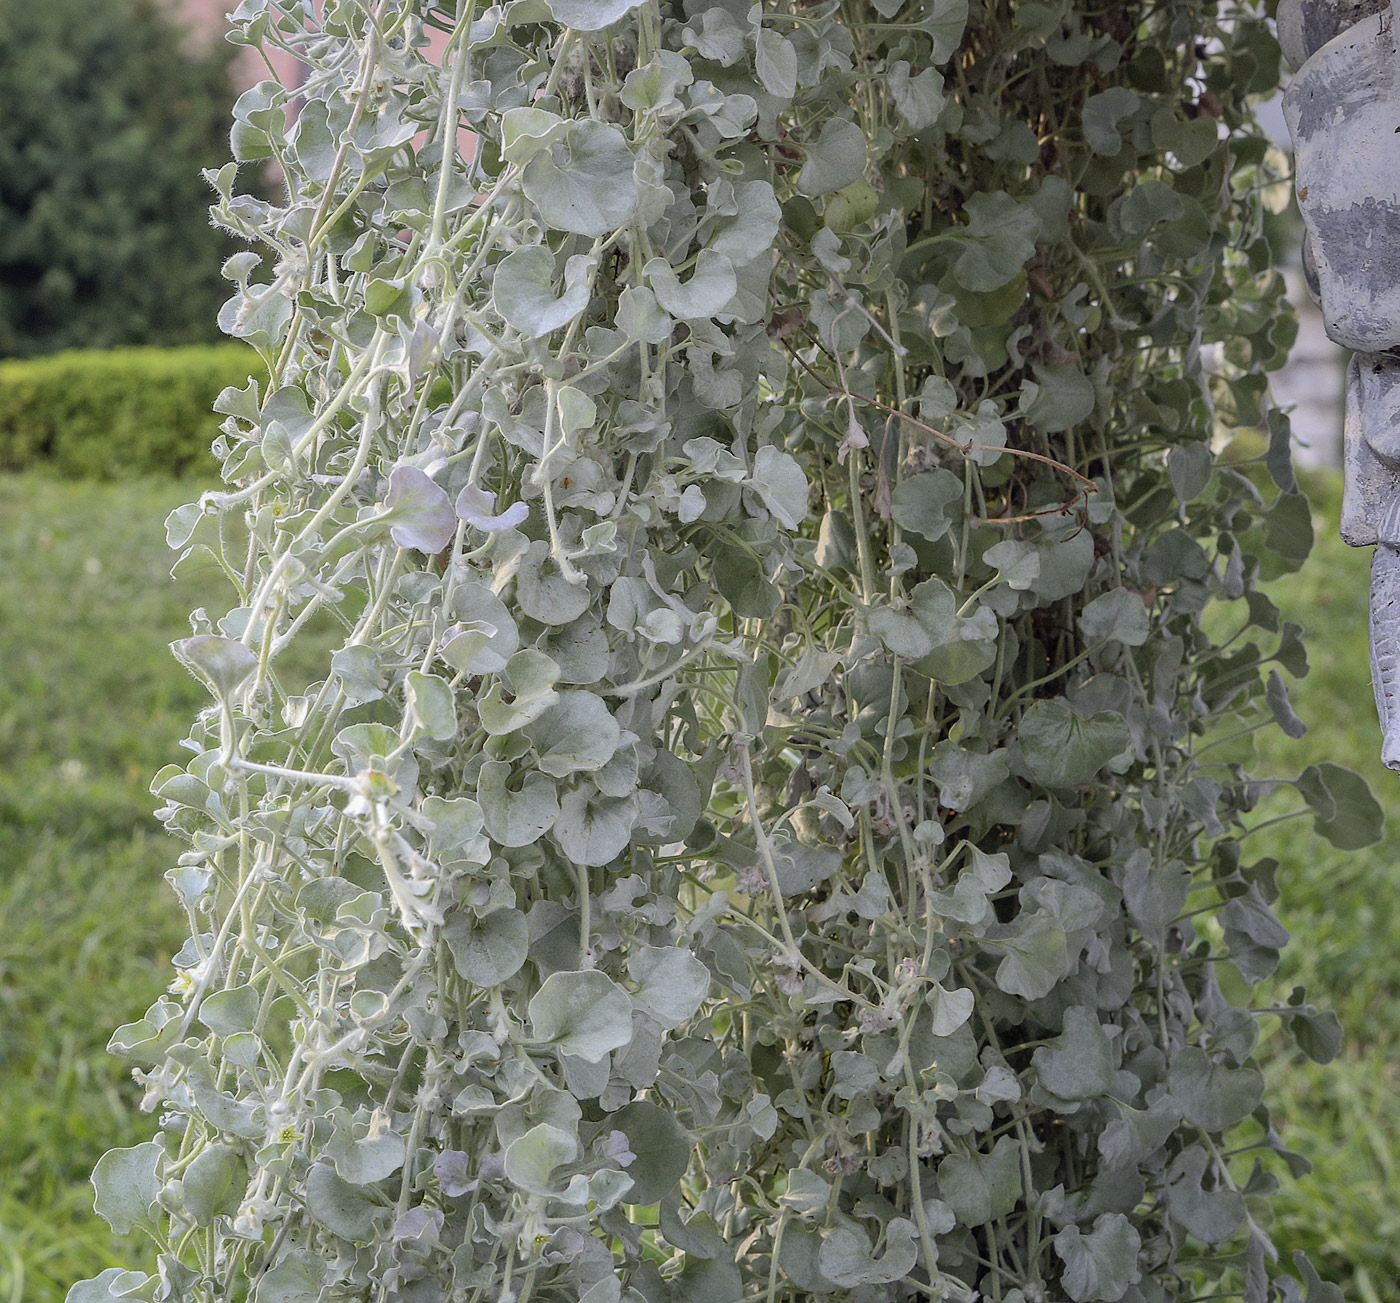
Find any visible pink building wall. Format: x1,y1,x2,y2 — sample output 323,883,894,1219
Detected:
162,0,304,94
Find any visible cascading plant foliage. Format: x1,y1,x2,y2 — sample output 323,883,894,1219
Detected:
74,1,1386,1301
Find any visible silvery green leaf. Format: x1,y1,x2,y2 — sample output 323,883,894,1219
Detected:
251,1253,321,1303
439,622,497,675
173,634,257,699
888,61,945,129
621,50,694,112
798,118,867,196
420,795,484,853
479,649,561,735
1221,891,1290,984
1164,1145,1246,1244
1296,762,1384,850
555,385,596,436
526,690,621,777
890,469,961,541
707,180,782,259
537,614,611,684
528,969,634,1061
627,944,711,1027
65,1271,140,1303
405,671,457,741
926,983,975,1037
180,1144,245,1224
869,577,956,658
523,121,639,237
382,465,456,553
1031,527,1094,601
616,286,672,343
451,583,520,673
477,759,560,847
750,445,808,529
504,1123,578,1195
320,1119,400,1192
1079,589,1150,647
989,908,1070,999
645,250,737,320
331,645,384,703
91,1142,163,1235
1022,363,1096,433
1168,1047,1264,1133
1083,86,1140,156
1053,1215,1142,1303
1033,1006,1118,1102
493,246,594,339
1167,441,1213,503
1019,700,1130,788
928,743,1010,812
684,8,747,63
443,907,529,987
541,0,643,29
553,787,638,866
305,1163,385,1241
433,1151,472,1198
754,28,797,97
919,0,970,60
817,1217,918,1286
779,1167,832,1214
951,191,1039,291
198,984,260,1038
517,542,592,624
499,106,569,164
937,1136,1020,1226
608,1101,690,1204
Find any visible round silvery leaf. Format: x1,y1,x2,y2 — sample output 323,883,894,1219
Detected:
492,247,595,339
504,1123,577,1196
541,0,644,30
451,583,520,673
644,250,737,321
499,106,569,164
477,759,560,848
456,483,530,532
525,690,621,776
553,787,638,866
443,907,528,987
305,1163,386,1242
173,634,257,700
817,1218,919,1287
607,1101,690,1204
749,446,808,529
517,542,592,625
382,465,456,553
797,118,867,196
527,969,634,1062
91,1142,163,1235
523,120,640,237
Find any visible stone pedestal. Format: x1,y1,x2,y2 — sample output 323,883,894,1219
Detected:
1285,0,1400,768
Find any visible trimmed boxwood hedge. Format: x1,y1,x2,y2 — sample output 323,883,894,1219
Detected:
0,346,256,478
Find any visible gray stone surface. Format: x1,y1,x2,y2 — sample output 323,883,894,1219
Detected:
1286,0,1400,768
1278,0,1391,69
1284,7,1400,353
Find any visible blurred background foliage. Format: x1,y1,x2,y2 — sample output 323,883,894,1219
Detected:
0,0,239,357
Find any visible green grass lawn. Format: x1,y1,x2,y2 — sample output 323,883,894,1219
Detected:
1248,475,1400,1301
0,476,204,1301
0,471,1397,1301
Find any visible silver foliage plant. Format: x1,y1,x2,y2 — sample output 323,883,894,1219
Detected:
76,2,1377,1301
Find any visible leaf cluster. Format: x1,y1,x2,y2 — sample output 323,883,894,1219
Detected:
75,3,1378,1303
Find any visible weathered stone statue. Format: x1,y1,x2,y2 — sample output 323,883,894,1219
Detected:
1282,0,1400,768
